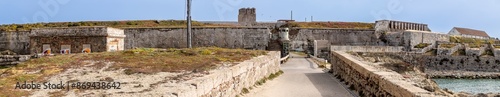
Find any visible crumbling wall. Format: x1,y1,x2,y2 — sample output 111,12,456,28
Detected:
0,31,30,54
330,51,434,97
169,51,280,97
402,31,449,50
0,55,31,66
124,27,270,50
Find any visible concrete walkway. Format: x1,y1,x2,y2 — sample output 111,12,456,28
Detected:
245,54,354,97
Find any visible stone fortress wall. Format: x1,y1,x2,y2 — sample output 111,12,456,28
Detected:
289,28,383,51
124,27,271,50
0,31,30,55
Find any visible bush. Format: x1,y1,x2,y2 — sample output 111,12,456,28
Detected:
469,44,481,48
414,43,430,48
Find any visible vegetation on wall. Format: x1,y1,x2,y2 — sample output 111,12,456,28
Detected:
449,36,497,48
0,20,233,31
439,44,457,48
494,45,500,49
414,43,430,48
281,22,374,29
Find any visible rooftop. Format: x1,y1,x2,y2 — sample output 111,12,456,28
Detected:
453,27,489,37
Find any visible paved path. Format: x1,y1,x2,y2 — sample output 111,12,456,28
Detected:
245,54,355,97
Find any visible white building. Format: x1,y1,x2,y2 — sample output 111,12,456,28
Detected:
448,27,490,39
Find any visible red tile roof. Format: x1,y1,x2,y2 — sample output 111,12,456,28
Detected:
454,27,489,37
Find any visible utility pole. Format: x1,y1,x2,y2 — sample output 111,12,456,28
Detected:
311,16,313,22
290,10,293,20
186,0,192,48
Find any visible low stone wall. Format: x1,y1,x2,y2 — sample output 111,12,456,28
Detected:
437,44,462,56
465,46,485,56
330,51,433,97
0,55,31,66
330,46,404,52
167,51,280,97
413,43,435,53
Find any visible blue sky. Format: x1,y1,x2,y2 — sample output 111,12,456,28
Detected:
1,0,499,38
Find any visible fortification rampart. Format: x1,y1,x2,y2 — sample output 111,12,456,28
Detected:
290,28,382,51
124,27,271,50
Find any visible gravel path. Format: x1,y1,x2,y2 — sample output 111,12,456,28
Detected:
245,54,355,97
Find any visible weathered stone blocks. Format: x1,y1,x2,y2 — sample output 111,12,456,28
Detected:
167,51,280,97
330,51,434,97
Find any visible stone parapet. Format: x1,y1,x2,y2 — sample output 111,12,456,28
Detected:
330,51,435,97
437,44,462,55
166,51,280,97
465,44,486,56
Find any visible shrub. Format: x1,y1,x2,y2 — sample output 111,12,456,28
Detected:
414,43,430,48
468,44,481,48
241,88,250,94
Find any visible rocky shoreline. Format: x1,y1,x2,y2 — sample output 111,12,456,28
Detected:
426,70,500,79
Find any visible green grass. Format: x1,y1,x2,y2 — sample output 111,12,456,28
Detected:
280,22,374,29
414,43,430,48
0,47,267,97
439,44,457,48
468,44,482,48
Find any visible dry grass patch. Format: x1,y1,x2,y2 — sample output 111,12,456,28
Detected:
439,44,457,48
0,47,267,97
280,22,374,29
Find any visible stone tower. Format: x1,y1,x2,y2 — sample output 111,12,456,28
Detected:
238,8,256,26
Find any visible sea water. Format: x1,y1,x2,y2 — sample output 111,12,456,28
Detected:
433,79,500,94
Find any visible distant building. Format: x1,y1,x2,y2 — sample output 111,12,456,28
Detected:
29,27,126,55
277,20,295,23
448,27,490,39
375,20,431,32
